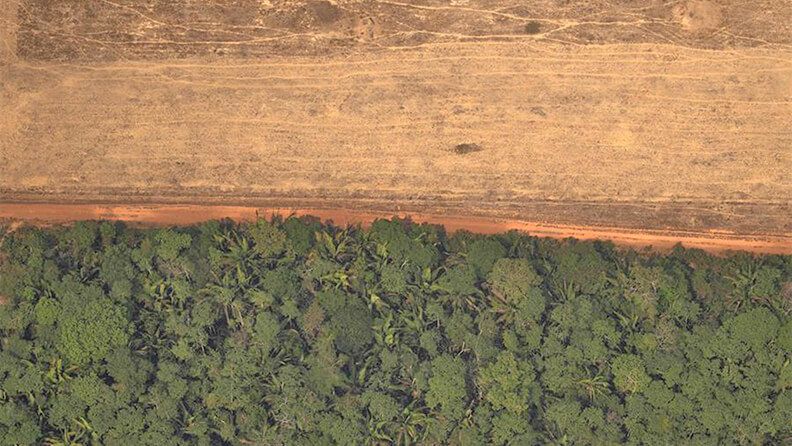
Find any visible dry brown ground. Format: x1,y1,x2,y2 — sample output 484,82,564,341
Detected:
1,0,791,252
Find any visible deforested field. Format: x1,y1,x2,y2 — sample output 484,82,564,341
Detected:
1,0,791,251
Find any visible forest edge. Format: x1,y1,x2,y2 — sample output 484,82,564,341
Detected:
1,203,790,255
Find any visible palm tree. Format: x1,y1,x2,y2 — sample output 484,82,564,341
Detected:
43,417,99,446
393,400,430,446
575,368,610,401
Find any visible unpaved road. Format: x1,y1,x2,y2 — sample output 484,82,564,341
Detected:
1,1,791,252
2,203,791,254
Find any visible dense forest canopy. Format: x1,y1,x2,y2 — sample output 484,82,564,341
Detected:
0,217,790,445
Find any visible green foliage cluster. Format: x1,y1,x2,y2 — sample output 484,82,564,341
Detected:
0,217,791,445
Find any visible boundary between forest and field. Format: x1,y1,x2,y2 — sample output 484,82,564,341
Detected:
1,202,791,255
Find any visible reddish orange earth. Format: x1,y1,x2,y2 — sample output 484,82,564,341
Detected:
1,1,791,254
1,203,790,255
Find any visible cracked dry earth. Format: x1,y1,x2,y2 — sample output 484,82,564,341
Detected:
0,0,791,251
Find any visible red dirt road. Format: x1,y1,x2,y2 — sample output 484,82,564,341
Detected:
2,203,790,255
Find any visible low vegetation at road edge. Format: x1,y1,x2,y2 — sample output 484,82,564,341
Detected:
0,217,790,445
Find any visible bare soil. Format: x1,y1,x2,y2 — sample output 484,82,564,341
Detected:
1,1,790,253
1,203,790,255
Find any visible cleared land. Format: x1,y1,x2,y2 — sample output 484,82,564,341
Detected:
1,0,791,251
